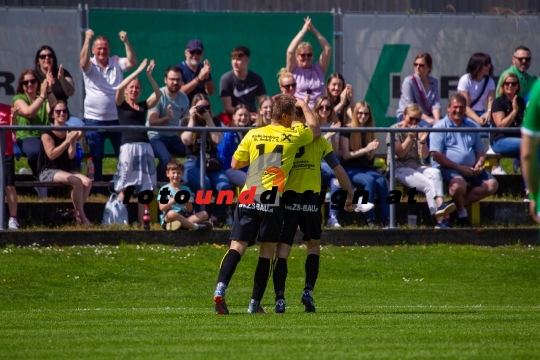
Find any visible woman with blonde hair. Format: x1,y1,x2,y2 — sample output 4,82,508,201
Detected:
286,16,331,109
255,96,273,127
331,101,390,228
218,104,250,187
387,103,455,228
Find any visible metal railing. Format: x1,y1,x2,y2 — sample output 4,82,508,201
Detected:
0,125,521,230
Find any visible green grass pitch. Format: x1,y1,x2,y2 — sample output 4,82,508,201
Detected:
1,243,539,359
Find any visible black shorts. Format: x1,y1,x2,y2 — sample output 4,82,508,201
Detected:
4,155,15,186
229,200,286,246
280,194,322,246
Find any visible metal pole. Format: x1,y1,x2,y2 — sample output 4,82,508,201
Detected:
388,131,396,229
199,129,207,211
0,129,6,230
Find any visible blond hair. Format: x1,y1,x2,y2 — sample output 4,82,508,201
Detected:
350,101,375,151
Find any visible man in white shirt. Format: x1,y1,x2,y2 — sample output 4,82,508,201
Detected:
80,29,137,183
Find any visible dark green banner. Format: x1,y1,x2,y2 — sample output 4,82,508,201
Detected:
89,10,334,113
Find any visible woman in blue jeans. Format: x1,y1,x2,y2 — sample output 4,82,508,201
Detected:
491,72,527,198
331,101,390,228
180,93,230,227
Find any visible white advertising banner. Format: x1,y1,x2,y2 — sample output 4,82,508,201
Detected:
0,8,82,117
342,14,540,127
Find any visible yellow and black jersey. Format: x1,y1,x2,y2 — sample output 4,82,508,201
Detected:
285,124,333,193
233,124,313,195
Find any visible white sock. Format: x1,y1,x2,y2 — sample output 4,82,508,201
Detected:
457,208,467,218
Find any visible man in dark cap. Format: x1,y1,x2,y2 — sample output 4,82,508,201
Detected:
177,39,215,104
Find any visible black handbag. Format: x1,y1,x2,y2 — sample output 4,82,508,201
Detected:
206,153,223,172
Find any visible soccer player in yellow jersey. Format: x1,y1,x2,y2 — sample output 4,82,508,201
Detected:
272,113,356,313
213,95,321,314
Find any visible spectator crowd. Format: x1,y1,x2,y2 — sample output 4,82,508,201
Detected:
1,17,537,230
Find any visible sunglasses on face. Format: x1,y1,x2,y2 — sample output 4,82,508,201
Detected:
358,111,370,116
299,53,313,58
281,83,296,90
514,56,531,62
54,109,68,115
504,81,518,86
189,50,202,56
409,116,420,122
39,53,53,60
22,79,38,86
318,105,332,111
413,63,425,68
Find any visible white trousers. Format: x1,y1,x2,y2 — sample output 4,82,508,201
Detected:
395,166,444,215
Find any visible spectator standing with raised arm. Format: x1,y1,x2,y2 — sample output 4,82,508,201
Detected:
147,66,189,182
178,39,215,105
80,29,137,185
497,46,536,101
396,53,441,125
113,59,160,226
220,46,266,124
286,17,332,109
430,93,498,227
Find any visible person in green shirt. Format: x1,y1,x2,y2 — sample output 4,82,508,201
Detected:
13,69,56,175
496,46,536,101
520,79,540,223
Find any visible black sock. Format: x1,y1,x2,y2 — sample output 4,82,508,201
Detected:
251,257,271,302
217,249,242,286
304,254,320,291
273,258,288,301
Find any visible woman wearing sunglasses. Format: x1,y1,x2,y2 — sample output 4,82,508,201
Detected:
491,72,528,199
13,70,57,176
181,93,230,227
37,100,91,226
286,16,331,109
113,59,161,226
34,46,75,108
387,103,456,229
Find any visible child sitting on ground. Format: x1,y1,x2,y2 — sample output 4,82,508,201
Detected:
158,160,213,231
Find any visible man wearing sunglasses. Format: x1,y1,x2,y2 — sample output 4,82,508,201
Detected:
496,46,536,101
177,39,215,105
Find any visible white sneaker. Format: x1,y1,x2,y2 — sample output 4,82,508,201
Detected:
513,159,521,174
8,218,19,230
491,166,507,175
486,147,496,155
355,197,375,213
327,217,341,228
19,168,32,175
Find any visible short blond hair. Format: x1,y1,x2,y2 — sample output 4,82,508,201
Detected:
403,103,423,119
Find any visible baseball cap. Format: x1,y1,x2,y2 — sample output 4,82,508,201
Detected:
186,39,204,52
